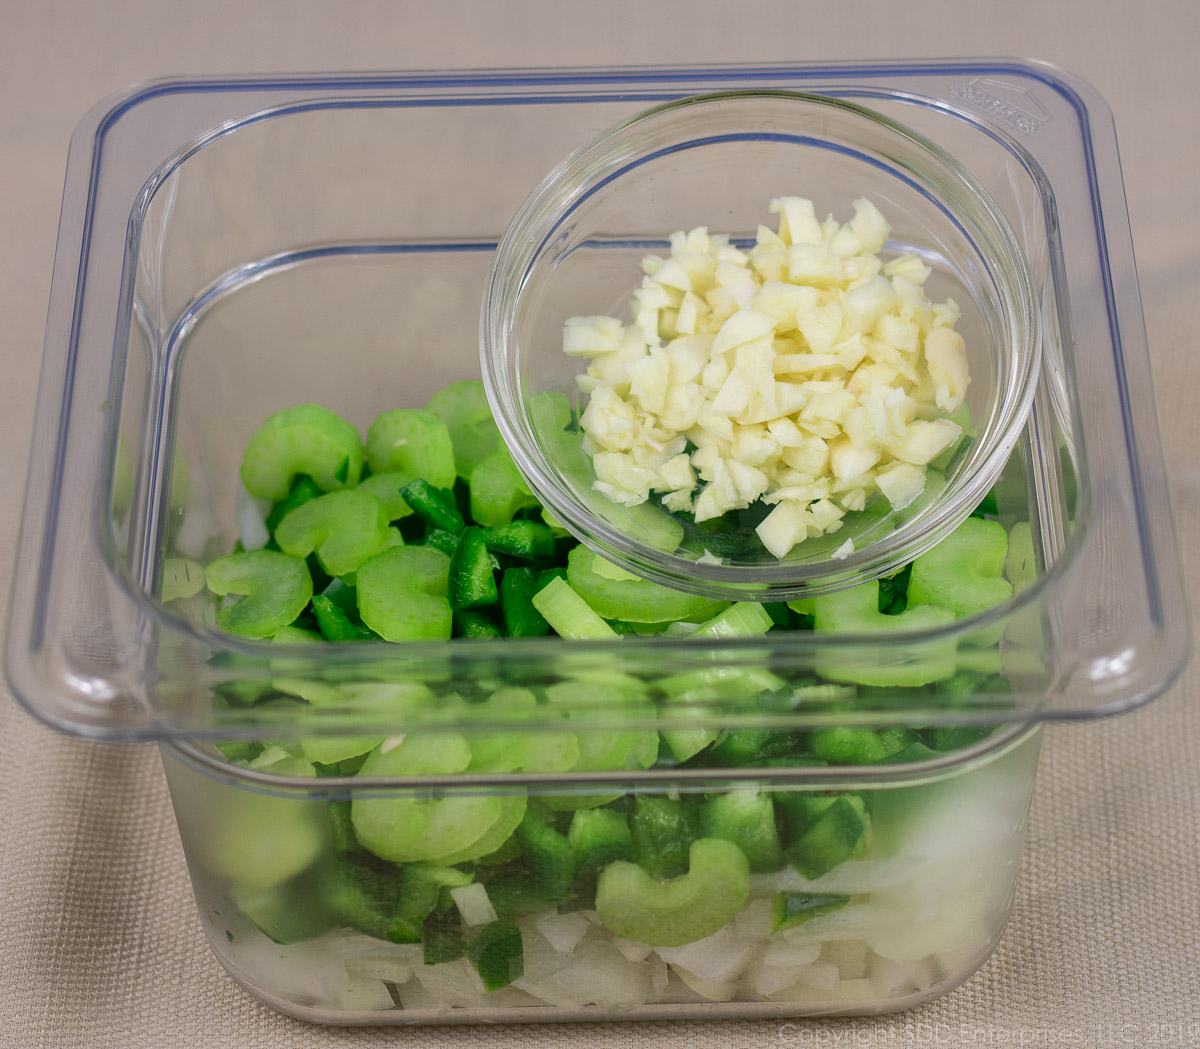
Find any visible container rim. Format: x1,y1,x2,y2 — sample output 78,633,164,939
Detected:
3,59,1187,740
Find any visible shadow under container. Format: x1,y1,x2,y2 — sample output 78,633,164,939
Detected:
5,62,1188,1025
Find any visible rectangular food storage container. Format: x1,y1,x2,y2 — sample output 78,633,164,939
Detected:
5,61,1187,1024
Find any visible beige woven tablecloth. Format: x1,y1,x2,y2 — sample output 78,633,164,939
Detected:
2,2,1198,1045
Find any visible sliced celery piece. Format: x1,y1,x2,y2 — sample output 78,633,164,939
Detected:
355,545,452,642
594,838,750,947
205,550,312,639
565,545,728,623
365,408,456,489
274,489,389,576
240,404,363,501
425,380,501,478
531,577,617,640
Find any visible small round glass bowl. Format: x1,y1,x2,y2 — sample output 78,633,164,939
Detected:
481,91,1041,601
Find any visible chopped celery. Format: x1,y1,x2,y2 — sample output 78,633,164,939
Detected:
813,579,956,686
351,734,507,864
205,550,312,639
908,517,1013,623
366,408,456,489
469,444,539,526
565,545,728,623
594,838,750,947
274,489,390,576
688,602,773,639
425,380,501,478
354,470,415,521
355,545,452,642
240,404,363,501
531,577,617,640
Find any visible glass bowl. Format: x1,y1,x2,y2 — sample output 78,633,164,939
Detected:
482,90,1042,600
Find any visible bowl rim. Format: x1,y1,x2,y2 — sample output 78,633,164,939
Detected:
481,88,1044,601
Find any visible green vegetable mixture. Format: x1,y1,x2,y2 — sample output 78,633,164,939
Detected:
190,380,1019,994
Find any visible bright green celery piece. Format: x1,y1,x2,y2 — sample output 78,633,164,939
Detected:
630,795,702,880
205,550,313,639
293,681,433,767
700,789,784,873
351,734,510,864
186,746,324,889
270,623,324,644
425,380,501,478
366,408,456,489
265,475,323,534
240,404,364,501
161,557,206,603
438,794,527,865
287,680,429,767
688,602,773,639
274,489,390,577
469,444,539,527
565,545,728,623
594,838,750,947
299,732,384,767
467,688,579,774
542,677,656,809
656,666,786,764
531,577,618,640
659,716,719,764
908,517,1013,640
355,545,452,642
354,471,415,521
656,665,784,704
813,580,956,686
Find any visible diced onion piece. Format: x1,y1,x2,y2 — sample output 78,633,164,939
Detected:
450,882,497,927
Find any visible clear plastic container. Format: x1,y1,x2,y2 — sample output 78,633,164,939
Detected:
3,60,1188,1024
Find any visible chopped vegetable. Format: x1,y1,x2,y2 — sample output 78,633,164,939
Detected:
187,379,1032,1014
204,549,312,638
240,404,363,500
366,408,456,489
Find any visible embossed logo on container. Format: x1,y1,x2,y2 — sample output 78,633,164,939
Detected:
949,77,1051,135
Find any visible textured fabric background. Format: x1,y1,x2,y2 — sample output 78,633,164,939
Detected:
2,1,1198,1046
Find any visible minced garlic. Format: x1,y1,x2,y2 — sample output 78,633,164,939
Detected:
563,196,970,559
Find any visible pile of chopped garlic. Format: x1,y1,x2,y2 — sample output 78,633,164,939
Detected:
563,196,970,559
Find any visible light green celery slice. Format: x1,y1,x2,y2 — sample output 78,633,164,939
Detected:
532,577,618,640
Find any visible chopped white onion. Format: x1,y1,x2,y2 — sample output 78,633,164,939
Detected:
235,481,271,551
450,882,497,927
